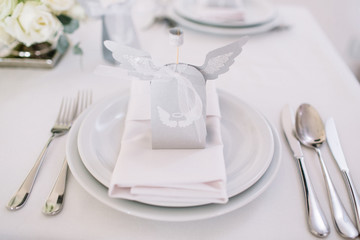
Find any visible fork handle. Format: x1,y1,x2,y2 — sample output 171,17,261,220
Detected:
7,134,55,210
42,158,68,215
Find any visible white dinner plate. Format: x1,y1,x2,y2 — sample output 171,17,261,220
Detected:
168,7,281,36
173,0,277,28
67,90,281,221
77,90,274,207
66,106,281,222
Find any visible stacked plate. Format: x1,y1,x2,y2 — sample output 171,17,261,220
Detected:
66,90,281,221
168,0,280,36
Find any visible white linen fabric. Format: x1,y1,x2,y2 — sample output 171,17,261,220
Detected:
188,7,245,23
108,79,228,205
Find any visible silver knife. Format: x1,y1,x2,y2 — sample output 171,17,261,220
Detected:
326,118,360,232
281,105,330,237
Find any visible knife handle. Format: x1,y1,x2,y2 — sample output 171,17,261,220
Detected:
297,156,330,237
342,170,360,232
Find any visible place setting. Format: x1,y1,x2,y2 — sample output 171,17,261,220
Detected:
2,0,283,223
63,29,282,222
163,0,285,36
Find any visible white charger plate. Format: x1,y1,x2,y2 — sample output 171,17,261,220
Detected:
66,90,281,221
77,90,274,207
173,0,277,28
168,7,281,36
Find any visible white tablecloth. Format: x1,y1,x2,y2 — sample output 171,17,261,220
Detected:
1,5,360,240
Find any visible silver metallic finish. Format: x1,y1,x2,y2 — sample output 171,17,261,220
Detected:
7,97,77,210
281,105,330,238
43,90,92,215
325,118,349,171
326,118,360,233
296,104,358,239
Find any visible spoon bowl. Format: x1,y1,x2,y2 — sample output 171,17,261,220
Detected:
295,103,325,148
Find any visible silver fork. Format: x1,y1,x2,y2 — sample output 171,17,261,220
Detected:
7,97,78,210
43,91,92,215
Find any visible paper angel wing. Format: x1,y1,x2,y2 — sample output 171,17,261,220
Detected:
104,40,160,80
195,37,248,80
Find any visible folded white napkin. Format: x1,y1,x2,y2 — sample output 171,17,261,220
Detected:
193,6,245,23
108,79,228,205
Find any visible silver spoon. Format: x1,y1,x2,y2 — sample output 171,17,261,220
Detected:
296,103,359,239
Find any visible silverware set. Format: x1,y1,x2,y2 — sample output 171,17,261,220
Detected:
7,90,92,215
282,104,360,238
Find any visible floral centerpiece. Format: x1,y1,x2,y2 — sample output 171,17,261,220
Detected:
0,0,85,58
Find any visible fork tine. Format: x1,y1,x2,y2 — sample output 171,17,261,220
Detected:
76,90,92,116
59,98,74,125
61,98,70,125
69,98,77,123
84,90,93,109
83,90,93,111
55,98,66,124
64,98,72,124
75,91,81,116
87,91,93,107
79,91,86,115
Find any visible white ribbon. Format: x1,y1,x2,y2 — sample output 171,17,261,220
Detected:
95,63,205,143
98,38,206,144
152,64,205,143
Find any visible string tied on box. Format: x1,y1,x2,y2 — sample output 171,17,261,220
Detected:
98,27,205,142
97,36,248,142
168,28,202,124
164,28,205,141
157,64,205,143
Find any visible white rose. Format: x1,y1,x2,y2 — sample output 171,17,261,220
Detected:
0,0,17,20
0,24,14,45
64,3,86,20
3,1,62,46
41,0,75,13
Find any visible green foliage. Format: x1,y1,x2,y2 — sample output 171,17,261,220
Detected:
56,35,69,54
73,42,83,55
57,14,79,34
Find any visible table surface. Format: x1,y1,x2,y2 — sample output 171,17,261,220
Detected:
1,4,360,240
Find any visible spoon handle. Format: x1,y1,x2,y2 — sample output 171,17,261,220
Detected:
315,148,359,238
297,156,330,237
